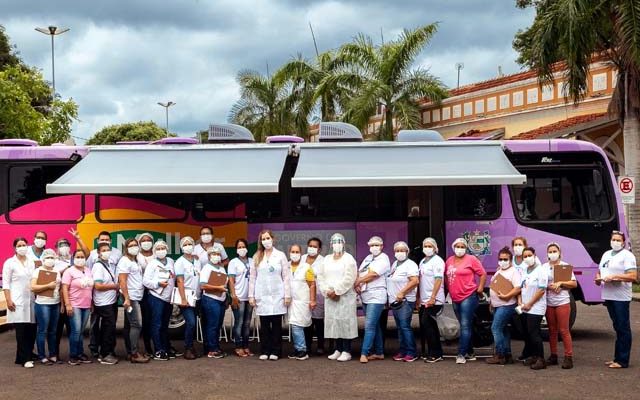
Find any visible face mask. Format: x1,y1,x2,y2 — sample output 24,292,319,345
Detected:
58,246,70,257
332,243,344,254
34,238,46,248
290,253,301,262
201,234,213,244
611,241,623,251
74,258,86,267
524,256,535,267
395,252,407,262
128,246,140,256
370,246,381,256
182,245,194,255
454,248,466,258
547,252,560,262
43,258,55,268
423,247,435,257
513,245,524,256
100,251,112,261
16,246,28,256
140,241,153,251
307,247,318,257
498,260,510,269
262,239,273,250
210,255,221,265
156,249,167,259
236,248,248,257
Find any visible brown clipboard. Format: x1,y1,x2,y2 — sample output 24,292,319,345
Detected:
36,269,57,297
204,271,228,296
553,264,573,283
490,272,514,295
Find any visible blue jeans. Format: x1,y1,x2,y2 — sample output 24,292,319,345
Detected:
35,303,60,359
182,306,196,349
452,293,479,356
393,300,417,357
361,303,385,356
69,308,90,358
201,295,224,353
491,304,516,356
232,301,253,348
291,324,306,352
605,300,632,367
147,294,171,353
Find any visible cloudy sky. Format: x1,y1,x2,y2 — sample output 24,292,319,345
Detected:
3,0,534,142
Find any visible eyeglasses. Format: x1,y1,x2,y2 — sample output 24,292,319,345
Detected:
498,258,509,262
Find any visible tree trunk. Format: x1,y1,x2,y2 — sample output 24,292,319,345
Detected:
623,114,640,252
384,109,394,141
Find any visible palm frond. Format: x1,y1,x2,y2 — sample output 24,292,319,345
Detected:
385,23,439,83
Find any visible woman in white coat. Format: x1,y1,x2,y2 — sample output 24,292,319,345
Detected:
287,244,316,360
3,237,36,368
317,233,358,362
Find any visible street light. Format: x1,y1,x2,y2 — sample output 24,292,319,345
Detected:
455,62,464,89
35,26,70,96
157,101,176,136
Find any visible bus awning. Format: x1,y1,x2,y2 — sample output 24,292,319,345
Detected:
46,145,290,194
291,142,526,187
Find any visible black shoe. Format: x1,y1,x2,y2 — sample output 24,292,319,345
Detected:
288,352,298,359
170,347,183,358
78,354,93,364
153,351,170,361
295,351,309,360
168,350,177,359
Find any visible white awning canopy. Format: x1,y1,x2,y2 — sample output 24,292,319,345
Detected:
291,142,526,187
46,145,289,194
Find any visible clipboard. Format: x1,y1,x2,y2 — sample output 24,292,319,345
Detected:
490,272,514,295
553,264,573,283
204,271,228,296
36,269,57,297
171,287,196,307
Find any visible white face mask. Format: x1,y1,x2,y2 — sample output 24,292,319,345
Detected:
307,247,318,257
395,251,407,262
58,246,70,257
182,245,194,255
200,234,213,244
423,247,435,257
547,252,560,262
290,253,301,262
34,238,46,248
140,241,153,251
524,256,535,267
236,248,248,258
369,245,381,256
454,248,466,258
16,246,28,257
43,258,55,268
262,239,273,250
128,246,140,256
74,258,86,267
513,245,524,256
498,260,510,269
332,243,344,254
155,249,167,259
100,251,112,261
210,255,221,265
611,241,623,251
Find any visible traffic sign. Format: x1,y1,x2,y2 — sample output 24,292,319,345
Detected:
618,176,635,204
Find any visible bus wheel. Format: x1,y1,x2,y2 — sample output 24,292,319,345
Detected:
168,305,186,339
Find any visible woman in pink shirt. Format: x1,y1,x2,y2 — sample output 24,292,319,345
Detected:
445,238,487,364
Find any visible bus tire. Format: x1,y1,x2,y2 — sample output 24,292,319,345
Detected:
168,305,186,339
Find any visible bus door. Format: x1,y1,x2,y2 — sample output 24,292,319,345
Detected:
407,187,444,262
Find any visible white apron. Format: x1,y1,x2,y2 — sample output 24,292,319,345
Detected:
318,253,358,339
3,256,35,324
255,256,286,316
288,263,312,327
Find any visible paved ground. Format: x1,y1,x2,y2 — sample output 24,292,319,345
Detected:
1,303,639,400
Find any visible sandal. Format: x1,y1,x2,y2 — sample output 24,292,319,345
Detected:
608,362,623,369
234,349,247,357
604,360,615,365
244,349,254,357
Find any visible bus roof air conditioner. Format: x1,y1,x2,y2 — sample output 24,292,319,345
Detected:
207,123,256,143
318,122,363,142
396,130,444,142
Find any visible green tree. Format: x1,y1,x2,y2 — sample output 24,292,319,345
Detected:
0,24,21,70
337,23,448,140
513,0,640,250
86,121,172,145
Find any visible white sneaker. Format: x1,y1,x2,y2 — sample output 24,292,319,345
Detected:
24,361,34,368
456,355,466,364
337,352,352,362
327,350,341,360
268,355,279,361
259,354,268,361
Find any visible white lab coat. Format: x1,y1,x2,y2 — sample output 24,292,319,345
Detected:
249,248,291,316
288,262,312,327
317,252,358,339
2,256,36,323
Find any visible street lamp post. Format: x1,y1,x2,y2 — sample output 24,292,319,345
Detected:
455,62,464,89
157,101,176,136
35,26,70,96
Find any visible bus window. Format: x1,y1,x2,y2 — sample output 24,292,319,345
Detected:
8,163,82,222
408,187,430,218
511,168,612,221
444,186,500,220
96,194,187,222
192,194,246,221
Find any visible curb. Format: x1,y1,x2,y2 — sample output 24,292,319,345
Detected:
633,294,640,303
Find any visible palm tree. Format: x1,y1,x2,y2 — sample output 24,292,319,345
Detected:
514,0,640,250
228,69,303,142
337,23,448,140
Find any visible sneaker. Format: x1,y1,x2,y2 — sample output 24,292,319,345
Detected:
153,351,170,361
360,355,369,363
547,354,559,366
393,353,405,361
23,361,35,368
210,351,225,359
168,350,177,359
456,355,466,364
465,353,476,361
99,355,118,365
425,356,444,363
403,355,418,362
337,352,352,362
67,358,80,366
327,350,341,360
170,347,183,357
184,349,196,360
420,353,428,360
288,351,298,359
40,358,53,365
259,354,269,361
295,351,309,360
268,354,279,361
78,354,93,364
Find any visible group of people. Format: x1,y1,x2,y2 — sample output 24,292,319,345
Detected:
2,227,636,370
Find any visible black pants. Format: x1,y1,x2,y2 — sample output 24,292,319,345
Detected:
304,318,325,352
88,309,100,355
56,311,71,353
141,290,153,354
335,338,352,353
523,314,544,359
14,323,36,364
94,303,117,357
419,305,443,358
259,315,283,357
379,307,389,353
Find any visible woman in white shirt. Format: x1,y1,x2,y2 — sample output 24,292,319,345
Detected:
354,236,390,363
248,230,291,361
137,232,155,357
518,247,548,370
175,236,201,360
417,237,445,363
302,237,325,355
228,238,254,357
143,240,175,361
3,237,36,368
317,233,358,362
31,249,62,365
200,247,228,359
595,230,637,369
